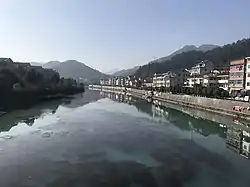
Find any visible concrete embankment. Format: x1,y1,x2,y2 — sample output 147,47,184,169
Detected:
90,85,250,121
128,88,250,121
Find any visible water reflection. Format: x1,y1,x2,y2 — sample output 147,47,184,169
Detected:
1,90,250,186
226,127,250,158
100,91,250,160
0,91,101,134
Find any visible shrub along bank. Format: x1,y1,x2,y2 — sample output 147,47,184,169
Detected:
143,84,229,99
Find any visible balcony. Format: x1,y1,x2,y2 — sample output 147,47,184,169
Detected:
229,84,244,88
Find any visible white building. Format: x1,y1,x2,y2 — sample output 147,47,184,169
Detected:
185,74,218,88
244,57,250,89
185,69,229,90
100,79,105,85
153,72,176,88
143,82,153,87
189,60,214,76
185,76,204,87
217,74,229,91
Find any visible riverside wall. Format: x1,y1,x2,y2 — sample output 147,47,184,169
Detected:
90,85,250,120
129,88,250,120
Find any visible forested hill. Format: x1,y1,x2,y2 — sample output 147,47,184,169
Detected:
135,38,250,78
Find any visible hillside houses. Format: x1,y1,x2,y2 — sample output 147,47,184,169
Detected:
99,57,250,96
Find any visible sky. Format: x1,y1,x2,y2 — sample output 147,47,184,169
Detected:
0,0,250,72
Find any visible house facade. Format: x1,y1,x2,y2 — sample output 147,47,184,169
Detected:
153,72,178,88
189,60,214,76
217,74,229,91
244,57,250,90
229,58,248,93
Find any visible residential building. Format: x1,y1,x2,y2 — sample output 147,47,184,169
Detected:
153,72,177,88
120,77,125,86
185,72,228,89
185,74,217,87
185,76,204,87
202,74,218,87
115,78,120,86
100,79,105,85
143,82,153,87
244,57,250,89
217,74,229,91
125,76,130,86
189,60,214,76
142,78,153,88
175,69,190,86
229,58,248,93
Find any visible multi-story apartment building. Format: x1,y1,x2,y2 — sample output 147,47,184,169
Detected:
189,60,214,76
153,72,177,88
153,70,189,88
185,74,218,88
229,58,249,93
244,57,250,89
217,74,229,91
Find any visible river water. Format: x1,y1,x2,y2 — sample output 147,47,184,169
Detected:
0,90,250,187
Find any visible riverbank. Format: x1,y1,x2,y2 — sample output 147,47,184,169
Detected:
0,87,85,111
89,85,250,121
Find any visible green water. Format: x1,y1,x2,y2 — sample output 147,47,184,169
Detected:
0,90,249,187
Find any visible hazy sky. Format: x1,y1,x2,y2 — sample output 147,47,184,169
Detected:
0,0,250,72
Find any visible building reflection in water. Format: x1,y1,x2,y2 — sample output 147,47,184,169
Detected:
226,127,250,159
100,91,250,160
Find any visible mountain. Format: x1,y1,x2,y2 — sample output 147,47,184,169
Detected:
112,66,140,77
198,44,219,52
105,68,120,75
135,38,250,78
43,60,108,83
42,61,60,69
152,44,219,63
30,62,43,66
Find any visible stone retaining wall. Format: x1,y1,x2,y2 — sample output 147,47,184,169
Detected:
90,86,250,120
129,88,250,120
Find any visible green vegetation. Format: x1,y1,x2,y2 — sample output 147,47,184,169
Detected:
144,85,229,98
135,38,250,78
171,85,229,98
0,63,85,110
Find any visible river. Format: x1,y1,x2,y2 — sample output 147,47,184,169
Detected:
0,90,249,187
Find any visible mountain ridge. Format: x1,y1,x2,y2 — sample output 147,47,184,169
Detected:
134,38,250,78
152,44,219,63
111,44,218,77
112,66,140,77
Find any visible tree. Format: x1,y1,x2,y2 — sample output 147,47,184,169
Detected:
206,87,213,97
48,72,60,86
0,69,18,91
220,90,229,98
212,87,221,97
193,84,203,96
25,68,43,85
202,87,207,96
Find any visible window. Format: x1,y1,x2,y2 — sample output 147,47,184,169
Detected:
248,64,250,68
236,80,243,84
244,145,247,150
230,73,235,77
248,82,250,86
235,72,244,76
